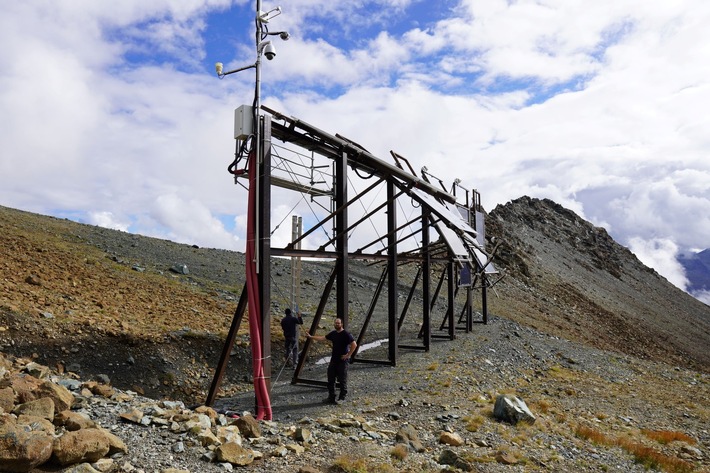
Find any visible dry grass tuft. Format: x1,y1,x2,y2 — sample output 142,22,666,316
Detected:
463,413,487,432
575,425,609,445
390,444,409,461
641,429,696,445
618,438,695,473
575,425,695,473
533,399,552,414
331,454,398,473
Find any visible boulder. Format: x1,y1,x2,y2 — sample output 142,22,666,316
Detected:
439,431,464,446
493,394,536,425
0,386,14,412
216,425,243,445
216,442,255,466
62,463,101,472
0,414,54,472
295,426,312,443
23,362,50,379
55,410,97,431
37,379,75,412
17,414,56,435
395,424,425,452
235,414,261,438
438,449,473,471
52,428,110,466
496,450,519,465
13,397,55,420
99,428,128,455
8,374,42,404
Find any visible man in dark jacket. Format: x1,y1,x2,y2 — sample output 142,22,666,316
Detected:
306,317,357,404
280,308,303,368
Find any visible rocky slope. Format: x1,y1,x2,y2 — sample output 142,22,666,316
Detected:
1,200,708,472
486,196,710,371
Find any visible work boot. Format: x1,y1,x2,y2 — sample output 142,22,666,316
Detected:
322,395,338,405
338,393,347,402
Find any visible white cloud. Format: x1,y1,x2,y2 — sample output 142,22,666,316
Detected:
88,211,130,232
628,237,689,290
1,0,709,301
148,193,241,249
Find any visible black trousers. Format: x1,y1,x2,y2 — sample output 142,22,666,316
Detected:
284,337,298,365
327,359,349,399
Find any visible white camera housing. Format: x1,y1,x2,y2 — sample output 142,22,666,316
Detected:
263,42,276,60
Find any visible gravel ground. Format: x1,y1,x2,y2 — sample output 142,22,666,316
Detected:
5,313,705,473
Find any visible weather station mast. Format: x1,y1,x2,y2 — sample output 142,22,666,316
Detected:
210,1,290,420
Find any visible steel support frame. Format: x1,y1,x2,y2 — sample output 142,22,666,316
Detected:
206,107,497,405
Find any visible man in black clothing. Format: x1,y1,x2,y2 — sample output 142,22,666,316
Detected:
280,308,303,368
306,317,357,404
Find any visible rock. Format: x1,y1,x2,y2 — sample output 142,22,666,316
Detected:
37,379,75,411
0,386,14,412
295,427,312,443
119,408,144,424
679,445,703,460
99,428,128,455
216,442,255,466
493,394,536,425
395,424,425,452
185,413,212,433
495,450,519,465
286,443,305,455
216,425,243,445
197,428,220,447
439,431,464,446
63,464,101,473
439,432,464,447
0,414,54,472
195,405,218,422
23,362,50,379
298,467,321,473
235,414,261,438
91,458,115,472
438,449,473,471
25,274,42,286
55,410,97,431
52,428,111,466
271,445,288,457
89,383,115,398
57,379,82,391
170,264,189,275
13,397,55,420
95,374,111,385
17,414,55,435
8,374,42,404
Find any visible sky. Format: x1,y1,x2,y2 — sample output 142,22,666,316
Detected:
1,1,709,304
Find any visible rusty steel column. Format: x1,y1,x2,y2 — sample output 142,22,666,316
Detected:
258,114,272,392
335,147,348,326
447,262,455,340
422,206,431,351
387,180,398,365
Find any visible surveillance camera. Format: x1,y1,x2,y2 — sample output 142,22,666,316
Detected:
263,42,276,60
279,31,290,40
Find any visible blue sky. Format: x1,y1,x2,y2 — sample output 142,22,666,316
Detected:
1,0,709,304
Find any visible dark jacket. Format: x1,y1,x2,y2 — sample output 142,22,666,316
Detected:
281,313,303,338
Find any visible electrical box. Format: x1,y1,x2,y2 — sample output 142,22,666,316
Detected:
234,105,254,140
